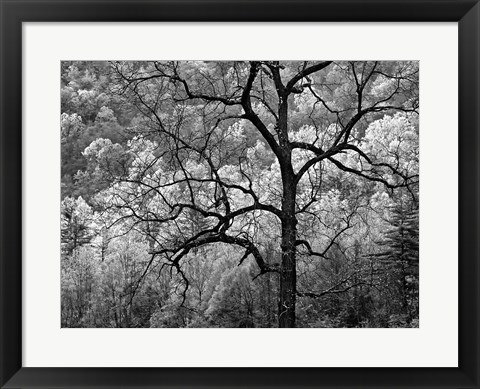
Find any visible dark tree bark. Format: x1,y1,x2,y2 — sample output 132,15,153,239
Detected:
279,174,298,327
273,67,299,327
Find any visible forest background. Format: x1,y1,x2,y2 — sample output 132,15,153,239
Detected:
60,60,419,328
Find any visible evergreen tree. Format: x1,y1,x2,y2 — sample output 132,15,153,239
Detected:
372,197,419,324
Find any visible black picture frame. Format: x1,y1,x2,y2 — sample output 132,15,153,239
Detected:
1,1,479,388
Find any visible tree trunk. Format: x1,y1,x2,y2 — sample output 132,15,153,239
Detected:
278,173,297,328
275,85,298,328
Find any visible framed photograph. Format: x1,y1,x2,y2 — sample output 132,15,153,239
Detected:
1,0,479,388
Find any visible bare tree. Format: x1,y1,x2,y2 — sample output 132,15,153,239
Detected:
102,61,418,327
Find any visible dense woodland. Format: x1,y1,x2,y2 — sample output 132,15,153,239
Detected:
61,61,419,328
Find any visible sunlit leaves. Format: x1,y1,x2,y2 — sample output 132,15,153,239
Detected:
61,60,420,328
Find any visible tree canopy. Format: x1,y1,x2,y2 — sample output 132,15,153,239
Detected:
61,61,419,328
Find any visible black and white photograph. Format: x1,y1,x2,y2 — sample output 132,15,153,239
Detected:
60,60,419,328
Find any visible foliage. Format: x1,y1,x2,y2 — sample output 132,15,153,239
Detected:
61,61,419,328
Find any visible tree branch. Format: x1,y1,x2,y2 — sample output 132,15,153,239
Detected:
286,61,333,94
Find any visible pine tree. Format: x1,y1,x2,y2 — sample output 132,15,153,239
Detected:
61,196,96,256
372,198,419,324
